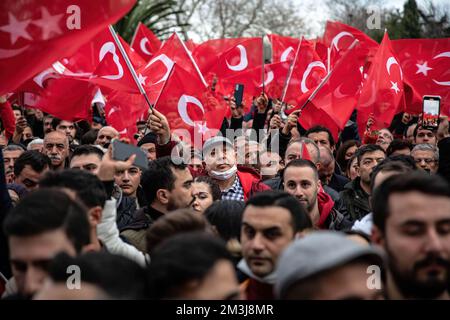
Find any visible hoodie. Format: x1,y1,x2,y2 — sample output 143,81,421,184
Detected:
317,191,352,231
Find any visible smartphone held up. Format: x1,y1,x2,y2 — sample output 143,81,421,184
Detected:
422,95,441,130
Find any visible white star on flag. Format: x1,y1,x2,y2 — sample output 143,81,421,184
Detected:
196,122,209,134
32,7,64,40
0,12,33,45
390,81,400,94
138,74,147,85
415,61,433,76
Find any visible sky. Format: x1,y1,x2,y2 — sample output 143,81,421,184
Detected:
294,0,449,37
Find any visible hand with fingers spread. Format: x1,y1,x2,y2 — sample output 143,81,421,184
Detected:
437,115,449,142
147,108,171,145
282,110,300,135
98,144,137,182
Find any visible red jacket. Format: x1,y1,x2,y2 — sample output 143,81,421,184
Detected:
236,166,271,200
317,191,335,229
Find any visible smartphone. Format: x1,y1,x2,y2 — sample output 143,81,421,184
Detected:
111,139,148,170
422,95,440,130
234,84,244,107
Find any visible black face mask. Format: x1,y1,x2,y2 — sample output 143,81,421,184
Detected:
388,248,450,299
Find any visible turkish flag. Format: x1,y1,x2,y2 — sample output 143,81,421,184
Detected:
192,38,248,74
357,33,405,138
269,34,300,63
323,21,378,70
283,38,328,107
208,38,263,77
221,60,291,104
130,22,161,61
286,43,365,141
392,38,450,116
35,77,97,121
156,64,227,149
0,0,136,95
104,90,148,142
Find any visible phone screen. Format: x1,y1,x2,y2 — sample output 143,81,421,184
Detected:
422,96,440,129
112,140,148,170
234,84,244,107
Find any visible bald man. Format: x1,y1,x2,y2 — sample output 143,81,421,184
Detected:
42,131,69,170
95,126,119,147
318,145,349,193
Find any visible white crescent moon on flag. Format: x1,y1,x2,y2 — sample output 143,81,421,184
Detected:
331,32,354,51
0,45,30,59
301,61,326,93
386,56,403,80
178,95,205,127
259,70,274,88
432,51,450,86
226,45,248,71
140,38,152,56
333,84,347,99
280,47,294,62
147,54,174,84
99,42,124,80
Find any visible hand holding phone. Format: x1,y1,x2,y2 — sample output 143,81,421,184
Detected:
111,139,148,170
422,95,441,130
234,84,244,107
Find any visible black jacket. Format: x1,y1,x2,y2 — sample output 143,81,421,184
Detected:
336,178,371,223
328,173,350,193
438,137,450,185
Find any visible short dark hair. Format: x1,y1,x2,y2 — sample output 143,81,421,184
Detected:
413,124,436,139
80,129,99,145
71,145,104,161
13,150,50,177
48,252,148,299
245,190,312,232
141,156,188,204
386,139,412,156
12,106,22,115
355,144,385,165
283,158,319,180
336,140,360,171
193,175,221,201
372,172,450,233
3,188,90,254
369,159,415,192
51,118,62,130
305,125,335,147
204,200,245,241
39,169,107,209
146,209,210,254
146,232,233,299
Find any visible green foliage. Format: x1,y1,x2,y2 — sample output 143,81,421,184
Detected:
114,0,188,42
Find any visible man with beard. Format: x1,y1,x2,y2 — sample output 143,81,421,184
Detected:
282,159,351,230
42,131,69,170
141,156,194,214
52,118,77,145
372,172,450,299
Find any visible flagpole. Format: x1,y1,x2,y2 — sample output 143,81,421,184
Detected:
327,47,331,74
108,25,153,111
175,32,208,87
299,40,359,112
281,37,303,102
130,22,140,48
142,63,176,136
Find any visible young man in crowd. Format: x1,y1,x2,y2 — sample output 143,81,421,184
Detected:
372,172,450,299
13,150,50,191
239,191,312,299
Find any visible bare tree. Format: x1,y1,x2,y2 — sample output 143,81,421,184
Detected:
182,0,310,41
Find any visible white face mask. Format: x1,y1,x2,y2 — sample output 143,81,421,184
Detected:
209,165,237,181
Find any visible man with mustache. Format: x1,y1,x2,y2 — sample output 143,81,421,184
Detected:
42,131,69,171
372,172,450,299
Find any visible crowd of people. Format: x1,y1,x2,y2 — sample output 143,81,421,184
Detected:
0,92,450,300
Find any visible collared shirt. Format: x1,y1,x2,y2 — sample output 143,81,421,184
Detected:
221,175,245,201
